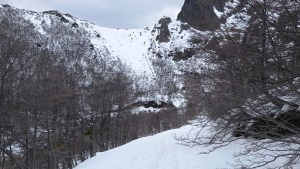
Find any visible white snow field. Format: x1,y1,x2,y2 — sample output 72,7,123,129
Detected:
74,125,300,169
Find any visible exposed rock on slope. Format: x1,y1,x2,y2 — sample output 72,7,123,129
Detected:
177,0,227,31
155,17,172,43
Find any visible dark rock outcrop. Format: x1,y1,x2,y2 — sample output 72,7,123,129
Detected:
177,0,228,31
71,22,79,28
171,49,196,61
132,100,175,109
1,4,11,8
233,110,300,139
155,17,172,43
143,101,174,109
43,10,70,23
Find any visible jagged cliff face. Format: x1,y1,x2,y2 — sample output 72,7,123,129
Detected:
177,0,227,31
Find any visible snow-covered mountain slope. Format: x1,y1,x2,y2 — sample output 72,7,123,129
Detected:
15,4,201,76
75,124,299,169
0,4,208,107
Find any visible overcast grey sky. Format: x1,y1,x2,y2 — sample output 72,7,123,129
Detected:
1,0,184,28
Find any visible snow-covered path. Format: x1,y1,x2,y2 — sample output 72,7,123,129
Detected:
75,127,189,169
153,132,181,169
74,126,240,169
75,125,300,169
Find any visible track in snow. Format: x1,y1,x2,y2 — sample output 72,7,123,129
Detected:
75,125,298,169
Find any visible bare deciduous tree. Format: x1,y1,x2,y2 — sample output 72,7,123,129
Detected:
182,0,300,168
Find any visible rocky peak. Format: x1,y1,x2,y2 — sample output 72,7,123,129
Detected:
177,0,228,31
155,17,172,43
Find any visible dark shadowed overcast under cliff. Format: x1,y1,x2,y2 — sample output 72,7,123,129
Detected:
1,0,184,28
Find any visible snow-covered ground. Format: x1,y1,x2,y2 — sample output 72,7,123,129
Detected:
89,26,154,76
74,124,300,169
